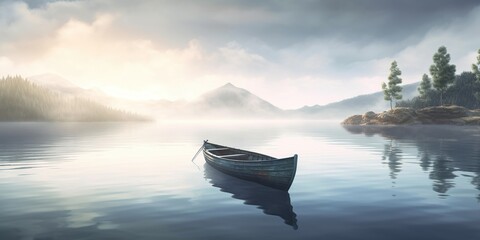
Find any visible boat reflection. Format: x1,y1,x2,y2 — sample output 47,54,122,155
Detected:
203,163,298,229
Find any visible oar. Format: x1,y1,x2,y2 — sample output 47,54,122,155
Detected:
191,140,208,162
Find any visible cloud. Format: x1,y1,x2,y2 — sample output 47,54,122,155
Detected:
1,0,480,109
0,4,272,101
100,0,479,49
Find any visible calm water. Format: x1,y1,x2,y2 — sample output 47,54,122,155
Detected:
1,121,480,239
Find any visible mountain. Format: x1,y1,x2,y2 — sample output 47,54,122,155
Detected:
293,82,420,119
0,76,146,121
145,83,283,119
190,83,283,117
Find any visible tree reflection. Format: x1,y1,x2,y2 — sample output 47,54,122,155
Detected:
382,141,402,180
419,151,431,172
343,125,480,199
429,155,456,195
472,174,480,202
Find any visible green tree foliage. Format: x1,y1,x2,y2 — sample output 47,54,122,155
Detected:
472,49,480,100
382,61,403,110
397,72,480,109
473,49,480,80
418,74,432,99
0,76,147,121
430,46,456,105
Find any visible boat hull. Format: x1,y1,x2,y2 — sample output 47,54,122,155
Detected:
203,143,297,191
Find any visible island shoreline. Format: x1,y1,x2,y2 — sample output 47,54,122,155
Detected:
342,105,480,126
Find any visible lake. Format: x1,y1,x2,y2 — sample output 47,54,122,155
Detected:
1,121,480,239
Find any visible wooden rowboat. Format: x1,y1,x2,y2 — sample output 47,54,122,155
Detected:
202,141,298,191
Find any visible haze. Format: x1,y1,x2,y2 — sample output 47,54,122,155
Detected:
1,0,480,109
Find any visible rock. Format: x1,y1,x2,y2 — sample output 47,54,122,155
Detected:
377,108,416,124
469,109,480,117
416,106,469,119
462,116,480,125
342,115,363,125
362,111,378,123
363,111,377,119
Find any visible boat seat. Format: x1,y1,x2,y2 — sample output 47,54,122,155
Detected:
217,154,247,158
207,148,229,151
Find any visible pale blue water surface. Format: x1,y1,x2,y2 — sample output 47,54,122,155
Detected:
0,121,480,239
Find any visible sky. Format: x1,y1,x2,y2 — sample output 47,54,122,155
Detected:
1,0,480,109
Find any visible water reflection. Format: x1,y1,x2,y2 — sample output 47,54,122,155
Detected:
382,140,402,180
343,125,480,199
203,163,298,229
0,122,131,166
429,155,456,195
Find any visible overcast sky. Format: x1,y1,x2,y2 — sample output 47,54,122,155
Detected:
1,0,480,108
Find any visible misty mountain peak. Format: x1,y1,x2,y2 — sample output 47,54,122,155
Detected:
196,82,281,115
207,82,247,96
204,83,249,100
220,82,236,89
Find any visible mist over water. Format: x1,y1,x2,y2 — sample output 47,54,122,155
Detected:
1,122,480,239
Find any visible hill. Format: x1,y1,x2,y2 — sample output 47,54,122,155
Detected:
293,82,420,119
144,83,283,119
191,83,283,117
0,76,147,121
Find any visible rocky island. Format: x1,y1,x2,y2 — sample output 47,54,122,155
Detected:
342,105,480,125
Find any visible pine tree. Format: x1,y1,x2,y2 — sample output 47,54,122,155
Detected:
418,74,432,99
382,61,403,110
473,49,480,80
430,46,456,105
472,49,480,100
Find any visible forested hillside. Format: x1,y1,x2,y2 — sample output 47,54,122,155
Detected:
397,72,480,109
0,76,146,121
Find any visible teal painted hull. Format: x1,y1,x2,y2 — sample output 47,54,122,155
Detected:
203,142,297,191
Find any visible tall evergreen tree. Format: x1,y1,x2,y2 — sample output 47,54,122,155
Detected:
382,61,403,110
473,49,480,80
430,46,456,105
472,49,480,100
418,74,432,99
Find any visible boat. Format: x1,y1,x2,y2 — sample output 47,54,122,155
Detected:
203,163,298,229
202,141,298,191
